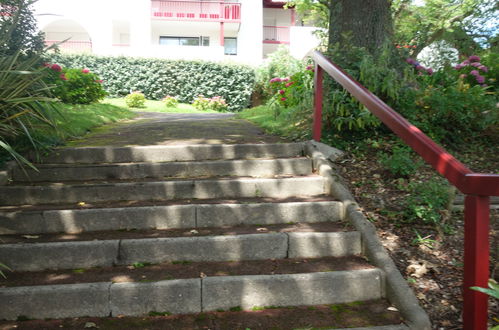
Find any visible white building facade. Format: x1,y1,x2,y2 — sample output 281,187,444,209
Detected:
33,0,320,65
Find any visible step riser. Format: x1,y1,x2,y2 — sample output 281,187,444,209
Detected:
0,177,325,206
0,232,361,271
12,158,313,183
0,270,383,320
41,143,305,164
0,201,343,234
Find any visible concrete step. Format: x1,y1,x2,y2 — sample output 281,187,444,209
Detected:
40,143,305,164
0,228,361,271
0,176,325,206
0,268,384,320
11,158,313,183
0,200,343,234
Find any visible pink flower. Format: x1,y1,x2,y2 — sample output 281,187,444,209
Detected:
278,90,285,95
470,70,479,76
270,78,281,83
306,65,314,71
415,65,424,71
406,58,416,65
280,97,287,102
461,60,470,65
82,68,90,74
426,68,434,75
476,75,485,84
459,74,467,79
468,55,480,63
51,64,62,72
60,73,67,81
285,82,294,87
478,65,488,72
471,62,481,68
454,64,463,70
282,77,290,82
95,79,103,83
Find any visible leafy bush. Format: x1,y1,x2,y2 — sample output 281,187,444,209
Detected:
378,146,422,177
47,54,255,111
162,95,178,108
44,65,107,104
192,95,228,112
403,178,453,233
125,92,146,108
255,47,304,102
0,2,60,167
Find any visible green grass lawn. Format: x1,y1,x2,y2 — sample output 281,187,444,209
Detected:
103,98,218,113
237,105,310,140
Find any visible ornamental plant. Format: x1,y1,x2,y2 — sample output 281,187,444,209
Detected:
43,64,106,104
125,91,146,108
454,55,490,87
162,95,179,108
47,53,254,111
192,95,228,112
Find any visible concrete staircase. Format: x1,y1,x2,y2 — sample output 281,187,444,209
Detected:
0,142,425,329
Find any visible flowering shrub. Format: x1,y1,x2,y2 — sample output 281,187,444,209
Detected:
454,55,490,86
406,58,434,76
125,91,146,108
43,64,106,104
192,95,228,112
47,54,254,111
269,64,314,108
162,95,179,108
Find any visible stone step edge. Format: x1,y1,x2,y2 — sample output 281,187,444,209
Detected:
0,268,384,320
39,142,306,164
11,158,313,183
0,176,326,206
0,200,344,235
0,231,361,272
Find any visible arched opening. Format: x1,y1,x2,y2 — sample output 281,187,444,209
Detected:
42,19,92,53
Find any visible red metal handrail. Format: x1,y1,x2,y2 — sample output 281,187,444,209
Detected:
311,50,499,330
151,0,241,22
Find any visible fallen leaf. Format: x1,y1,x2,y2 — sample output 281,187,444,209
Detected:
407,261,428,278
84,322,98,328
190,229,199,235
78,202,86,206
387,306,398,312
22,235,39,239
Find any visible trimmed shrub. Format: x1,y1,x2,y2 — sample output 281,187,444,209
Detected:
124,92,146,108
192,95,228,112
44,65,107,104
47,54,255,111
162,95,178,108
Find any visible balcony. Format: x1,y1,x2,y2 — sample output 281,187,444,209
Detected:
263,26,290,44
45,40,93,53
151,1,241,22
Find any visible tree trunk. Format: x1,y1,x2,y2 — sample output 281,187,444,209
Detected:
328,0,393,56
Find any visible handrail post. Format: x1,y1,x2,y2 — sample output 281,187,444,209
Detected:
313,63,323,142
463,195,490,330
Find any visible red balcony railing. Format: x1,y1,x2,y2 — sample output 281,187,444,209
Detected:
151,1,241,22
45,40,92,53
311,50,499,330
263,26,290,44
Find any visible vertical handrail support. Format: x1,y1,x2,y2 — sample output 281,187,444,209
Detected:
313,64,323,142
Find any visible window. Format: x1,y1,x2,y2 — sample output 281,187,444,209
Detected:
159,36,210,47
224,38,237,55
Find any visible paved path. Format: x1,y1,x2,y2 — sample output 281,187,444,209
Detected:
68,112,287,147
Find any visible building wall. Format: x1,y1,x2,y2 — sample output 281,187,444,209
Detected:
33,0,312,65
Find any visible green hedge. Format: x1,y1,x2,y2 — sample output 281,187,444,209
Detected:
47,54,255,111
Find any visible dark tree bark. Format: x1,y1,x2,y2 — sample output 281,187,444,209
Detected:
328,0,393,55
